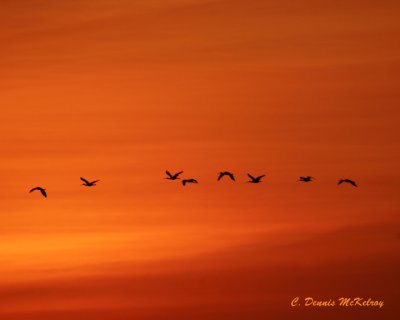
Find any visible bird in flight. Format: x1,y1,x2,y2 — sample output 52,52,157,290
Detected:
182,179,198,186
165,170,183,180
338,179,358,187
80,177,100,187
30,187,47,198
247,174,265,183
218,171,235,181
298,176,314,182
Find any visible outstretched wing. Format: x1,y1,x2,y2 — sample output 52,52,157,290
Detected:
257,175,266,181
338,179,344,185
349,180,358,187
80,177,90,184
217,172,224,181
247,173,256,181
91,180,100,184
228,173,235,181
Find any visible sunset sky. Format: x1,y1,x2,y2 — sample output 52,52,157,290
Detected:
0,0,399,319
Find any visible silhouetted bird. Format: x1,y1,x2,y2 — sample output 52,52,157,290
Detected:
218,171,235,181
80,177,100,187
165,170,183,180
298,176,314,182
29,187,47,198
247,174,265,183
338,179,358,187
182,179,198,186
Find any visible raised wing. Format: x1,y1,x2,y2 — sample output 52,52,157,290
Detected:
80,177,90,184
247,173,256,181
175,171,183,177
166,171,173,178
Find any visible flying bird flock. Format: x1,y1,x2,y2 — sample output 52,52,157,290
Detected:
28,172,358,198
165,171,357,187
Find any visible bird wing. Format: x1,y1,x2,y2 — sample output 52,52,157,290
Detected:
229,173,235,181
91,180,100,184
257,175,266,180
40,189,47,197
247,174,256,181
30,187,39,193
80,177,90,184
182,180,187,186
349,180,358,187
338,180,344,185
217,172,224,180
166,171,173,178
175,171,183,177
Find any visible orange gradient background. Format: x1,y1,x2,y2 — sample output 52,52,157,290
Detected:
0,1,399,319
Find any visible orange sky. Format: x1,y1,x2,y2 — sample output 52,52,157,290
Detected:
0,0,399,319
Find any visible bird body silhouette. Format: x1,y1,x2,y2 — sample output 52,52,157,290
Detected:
80,177,99,187
182,179,198,186
299,176,314,182
30,187,47,198
338,179,358,187
218,171,235,181
247,174,265,183
165,170,183,180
